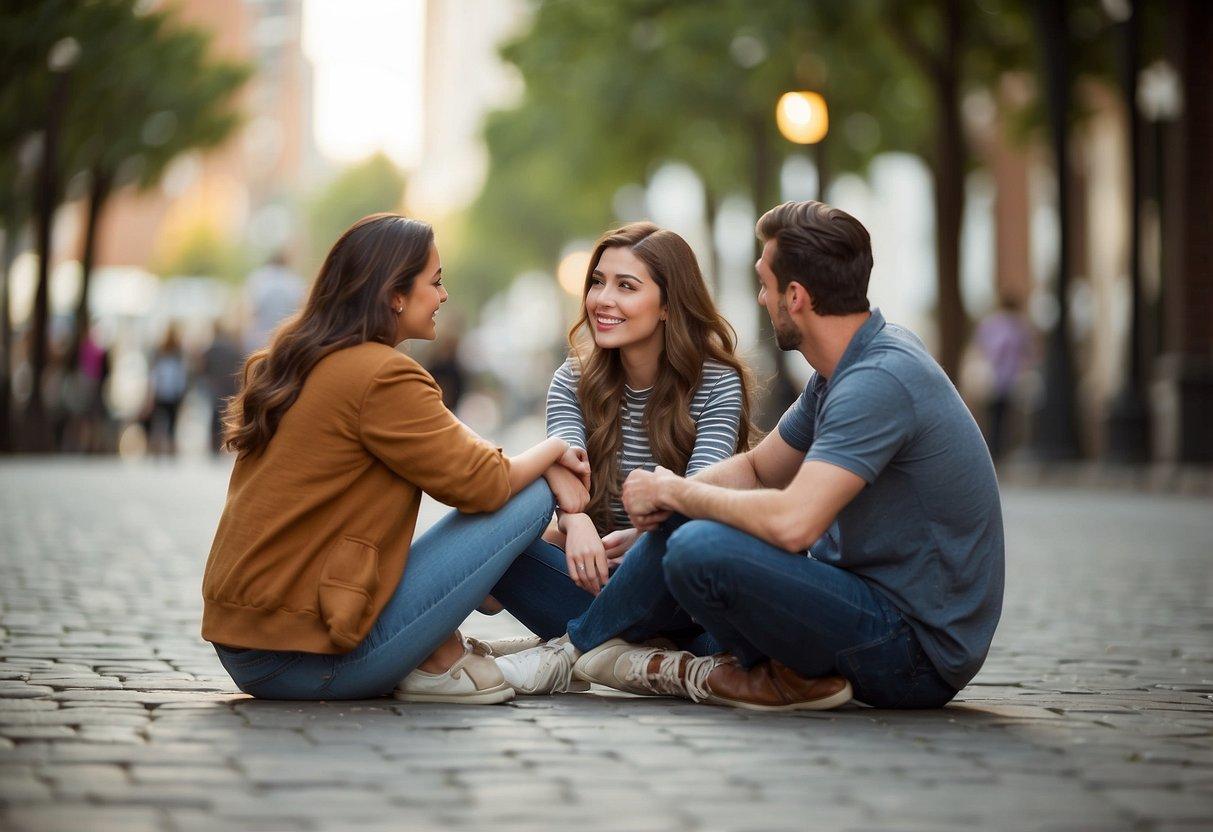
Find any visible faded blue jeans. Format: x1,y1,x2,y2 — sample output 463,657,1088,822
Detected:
213,480,556,700
552,514,958,709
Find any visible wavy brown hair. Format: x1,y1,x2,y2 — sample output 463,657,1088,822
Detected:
223,214,434,457
570,222,757,530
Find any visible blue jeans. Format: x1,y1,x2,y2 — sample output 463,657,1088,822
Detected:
490,528,721,655
213,480,556,700
562,515,957,709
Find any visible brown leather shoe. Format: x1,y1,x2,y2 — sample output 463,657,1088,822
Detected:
625,649,852,712
703,657,852,712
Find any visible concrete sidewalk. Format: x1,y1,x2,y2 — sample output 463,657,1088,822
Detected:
1,459,1211,831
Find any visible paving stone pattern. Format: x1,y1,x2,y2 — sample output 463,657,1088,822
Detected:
1,459,1211,832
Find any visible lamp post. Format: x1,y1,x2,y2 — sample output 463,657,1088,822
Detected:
1105,0,1150,463
776,91,829,200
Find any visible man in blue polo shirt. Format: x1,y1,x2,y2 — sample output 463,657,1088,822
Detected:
496,200,1003,710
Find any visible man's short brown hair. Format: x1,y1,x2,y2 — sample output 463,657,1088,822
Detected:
756,200,873,316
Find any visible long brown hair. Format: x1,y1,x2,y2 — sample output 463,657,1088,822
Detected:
223,214,434,457
570,222,757,530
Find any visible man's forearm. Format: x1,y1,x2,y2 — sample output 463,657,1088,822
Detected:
688,451,762,490
664,477,818,552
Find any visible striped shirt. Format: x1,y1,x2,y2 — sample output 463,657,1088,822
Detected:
546,357,744,530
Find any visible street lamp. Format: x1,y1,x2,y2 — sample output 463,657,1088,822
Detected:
776,91,829,201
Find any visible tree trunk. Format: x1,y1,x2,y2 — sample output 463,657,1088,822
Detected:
932,0,968,382
882,0,968,380
69,167,112,372
27,69,69,451
1160,0,1213,462
0,208,21,453
1030,0,1082,460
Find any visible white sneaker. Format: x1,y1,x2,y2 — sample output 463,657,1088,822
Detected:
495,636,589,694
468,635,544,657
394,640,515,705
572,638,671,696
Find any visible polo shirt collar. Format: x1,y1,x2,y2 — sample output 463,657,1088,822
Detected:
829,307,885,383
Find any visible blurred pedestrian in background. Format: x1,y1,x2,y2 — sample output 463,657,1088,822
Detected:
62,324,112,453
244,251,307,354
974,298,1034,461
199,321,243,455
145,324,189,456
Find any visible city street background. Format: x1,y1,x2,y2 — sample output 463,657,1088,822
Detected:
3,1,1212,830
1,459,1211,832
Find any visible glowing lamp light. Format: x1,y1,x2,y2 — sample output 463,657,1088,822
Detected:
557,251,592,296
776,91,829,145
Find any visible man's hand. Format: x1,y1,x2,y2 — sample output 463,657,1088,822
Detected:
563,514,609,594
556,445,591,490
601,527,640,569
543,464,589,514
622,466,680,528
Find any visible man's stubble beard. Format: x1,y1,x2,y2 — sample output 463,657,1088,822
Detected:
773,303,802,351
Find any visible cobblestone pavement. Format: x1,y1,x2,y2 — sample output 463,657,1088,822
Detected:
1,459,1211,832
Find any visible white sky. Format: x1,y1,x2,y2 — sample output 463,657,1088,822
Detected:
302,0,426,168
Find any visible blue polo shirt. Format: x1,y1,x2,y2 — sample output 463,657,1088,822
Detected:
778,309,1004,689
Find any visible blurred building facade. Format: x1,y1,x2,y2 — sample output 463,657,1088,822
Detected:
407,0,528,218
94,0,319,272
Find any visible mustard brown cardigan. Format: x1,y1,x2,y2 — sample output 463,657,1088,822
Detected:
201,342,511,653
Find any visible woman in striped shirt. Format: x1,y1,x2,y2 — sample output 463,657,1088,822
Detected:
484,222,756,661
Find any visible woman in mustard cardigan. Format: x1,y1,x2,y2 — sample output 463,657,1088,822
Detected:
202,214,590,703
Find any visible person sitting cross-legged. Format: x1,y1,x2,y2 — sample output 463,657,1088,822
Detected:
498,200,1004,710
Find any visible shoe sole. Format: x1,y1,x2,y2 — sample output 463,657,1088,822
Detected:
707,679,854,712
512,678,590,695
393,682,516,705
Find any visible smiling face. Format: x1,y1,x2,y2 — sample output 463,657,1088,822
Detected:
393,244,447,342
584,246,666,351
757,238,802,351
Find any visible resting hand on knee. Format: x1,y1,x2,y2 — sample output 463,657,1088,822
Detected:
564,514,609,594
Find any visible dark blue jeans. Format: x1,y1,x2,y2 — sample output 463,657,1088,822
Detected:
490,532,720,655
532,514,957,709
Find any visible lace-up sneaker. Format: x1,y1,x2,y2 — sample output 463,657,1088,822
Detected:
571,638,676,696
495,636,589,694
394,639,515,705
469,635,544,657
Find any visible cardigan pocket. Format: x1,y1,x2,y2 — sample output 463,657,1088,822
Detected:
318,537,380,651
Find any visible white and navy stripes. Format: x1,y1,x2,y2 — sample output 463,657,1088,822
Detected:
546,358,744,530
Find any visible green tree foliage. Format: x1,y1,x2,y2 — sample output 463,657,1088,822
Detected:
306,152,406,273
0,0,250,448
457,0,1132,380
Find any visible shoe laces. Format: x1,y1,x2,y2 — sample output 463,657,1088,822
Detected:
498,638,574,693
624,649,715,703
464,637,492,656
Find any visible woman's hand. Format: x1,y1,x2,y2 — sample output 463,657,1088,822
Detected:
556,445,591,490
543,464,590,514
601,527,640,570
564,514,609,595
